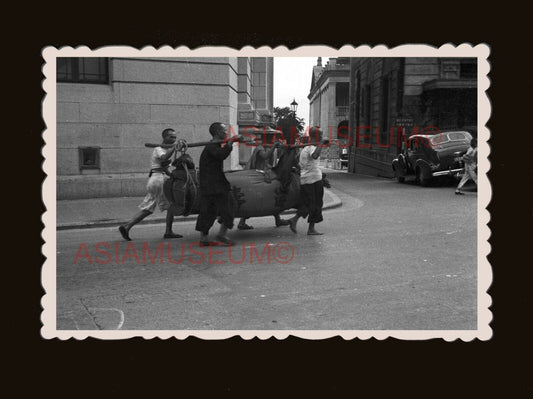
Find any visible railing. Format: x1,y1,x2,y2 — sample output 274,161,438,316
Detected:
336,106,349,117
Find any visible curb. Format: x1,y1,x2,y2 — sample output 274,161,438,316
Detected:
57,188,343,231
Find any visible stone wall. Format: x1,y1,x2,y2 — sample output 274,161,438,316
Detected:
348,57,477,177
57,57,254,199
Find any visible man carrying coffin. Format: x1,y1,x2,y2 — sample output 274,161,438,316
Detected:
288,127,329,235
119,128,184,241
195,122,243,246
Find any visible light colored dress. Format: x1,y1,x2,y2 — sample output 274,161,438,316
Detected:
138,147,171,212
457,146,478,189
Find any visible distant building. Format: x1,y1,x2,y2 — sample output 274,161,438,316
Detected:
308,57,351,160
348,57,477,177
57,57,274,199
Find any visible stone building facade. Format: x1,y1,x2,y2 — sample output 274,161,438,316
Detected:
307,57,351,160
57,57,274,199
348,57,477,177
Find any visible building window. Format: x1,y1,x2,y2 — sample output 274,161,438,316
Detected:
380,76,390,143
58,58,109,84
460,62,477,79
355,72,361,126
441,61,460,79
396,59,405,113
363,84,372,126
336,82,349,106
79,147,101,170
336,57,350,66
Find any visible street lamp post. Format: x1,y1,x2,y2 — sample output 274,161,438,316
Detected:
290,98,298,114
289,99,299,144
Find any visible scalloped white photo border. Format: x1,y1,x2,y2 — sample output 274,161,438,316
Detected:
41,44,492,340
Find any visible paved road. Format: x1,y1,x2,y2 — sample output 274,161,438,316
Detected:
55,171,477,331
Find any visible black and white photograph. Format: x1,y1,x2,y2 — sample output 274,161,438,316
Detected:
41,45,491,339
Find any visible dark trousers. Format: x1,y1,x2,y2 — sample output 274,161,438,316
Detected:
195,192,234,234
299,180,324,224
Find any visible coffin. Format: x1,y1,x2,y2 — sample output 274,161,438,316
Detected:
164,168,301,218
225,169,300,218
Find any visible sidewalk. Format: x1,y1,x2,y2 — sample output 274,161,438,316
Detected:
57,187,342,230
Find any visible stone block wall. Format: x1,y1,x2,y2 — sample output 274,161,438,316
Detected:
57,57,244,199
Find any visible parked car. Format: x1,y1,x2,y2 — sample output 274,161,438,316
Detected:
392,131,473,186
340,148,349,168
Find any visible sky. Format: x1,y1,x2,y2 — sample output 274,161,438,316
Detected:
273,57,328,129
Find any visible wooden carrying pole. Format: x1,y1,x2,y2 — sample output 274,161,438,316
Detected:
145,137,339,150
287,138,338,149
144,138,256,149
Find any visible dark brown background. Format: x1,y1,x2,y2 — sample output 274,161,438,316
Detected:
14,5,530,396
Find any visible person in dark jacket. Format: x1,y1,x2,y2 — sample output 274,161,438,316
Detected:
195,122,242,245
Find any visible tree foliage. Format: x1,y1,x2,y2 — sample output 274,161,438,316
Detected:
273,106,305,138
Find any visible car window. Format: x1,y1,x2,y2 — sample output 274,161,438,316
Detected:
430,134,448,145
448,132,469,141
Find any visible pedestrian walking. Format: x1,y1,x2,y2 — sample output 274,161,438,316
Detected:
455,138,478,195
119,128,183,240
195,122,242,246
288,127,328,235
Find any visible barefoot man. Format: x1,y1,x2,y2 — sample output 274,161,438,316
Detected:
119,128,183,241
195,122,242,246
288,127,328,235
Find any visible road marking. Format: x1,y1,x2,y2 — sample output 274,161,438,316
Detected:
88,307,125,330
